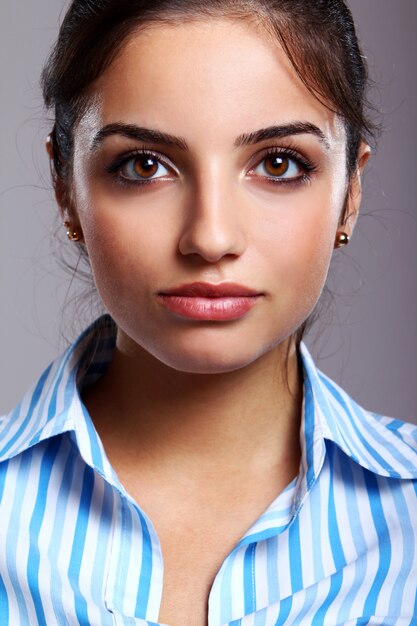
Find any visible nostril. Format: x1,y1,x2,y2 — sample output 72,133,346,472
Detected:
177,215,246,262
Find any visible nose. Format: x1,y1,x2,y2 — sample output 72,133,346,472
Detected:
178,171,247,263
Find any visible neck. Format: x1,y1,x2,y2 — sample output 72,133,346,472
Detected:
82,334,303,481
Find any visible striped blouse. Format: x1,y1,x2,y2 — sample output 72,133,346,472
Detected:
0,315,416,626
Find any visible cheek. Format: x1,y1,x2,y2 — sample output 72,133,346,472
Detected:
74,185,169,313
84,223,161,306
257,187,342,318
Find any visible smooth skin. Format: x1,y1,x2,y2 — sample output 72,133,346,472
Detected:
49,17,370,626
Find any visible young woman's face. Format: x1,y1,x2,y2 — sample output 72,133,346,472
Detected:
68,18,364,373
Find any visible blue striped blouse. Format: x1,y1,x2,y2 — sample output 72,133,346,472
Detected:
1,315,416,625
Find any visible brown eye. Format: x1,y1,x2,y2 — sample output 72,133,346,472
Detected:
132,156,159,178
264,155,289,177
252,153,302,180
119,154,170,181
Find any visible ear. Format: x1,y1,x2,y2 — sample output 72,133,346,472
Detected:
45,134,79,228
340,141,372,237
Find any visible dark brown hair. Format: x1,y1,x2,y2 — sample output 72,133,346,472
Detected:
43,0,376,184
42,0,378,344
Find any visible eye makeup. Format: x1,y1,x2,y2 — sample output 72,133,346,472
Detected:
105,148,177,189
247,145,318,188
103,142,319,190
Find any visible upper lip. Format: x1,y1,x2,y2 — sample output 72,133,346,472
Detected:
159,282,262,297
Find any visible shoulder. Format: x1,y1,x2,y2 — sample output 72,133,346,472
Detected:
322,369,417,473
0,355,67,463
299,342,417,480
0,315,116,463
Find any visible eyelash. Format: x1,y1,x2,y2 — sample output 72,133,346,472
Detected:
256,147,317,186
105,146,317,189
106,149,173,189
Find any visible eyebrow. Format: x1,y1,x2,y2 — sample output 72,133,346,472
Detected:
235,122,330,150
91,123,187,151
91,121,330,151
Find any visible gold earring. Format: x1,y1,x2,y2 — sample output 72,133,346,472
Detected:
335,232,350,248
63,220,82,242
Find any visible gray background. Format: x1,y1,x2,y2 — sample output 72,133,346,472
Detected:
1,1,416,421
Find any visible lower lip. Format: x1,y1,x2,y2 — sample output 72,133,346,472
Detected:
158,295,261,321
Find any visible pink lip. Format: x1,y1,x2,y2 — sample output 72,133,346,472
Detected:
157,282,263,321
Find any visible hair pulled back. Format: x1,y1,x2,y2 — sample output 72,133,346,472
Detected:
42,0,378,348
42,0,376,189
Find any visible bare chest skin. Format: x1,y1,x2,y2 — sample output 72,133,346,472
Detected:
155,525,232,626
119,467,298,626
81,341,302,626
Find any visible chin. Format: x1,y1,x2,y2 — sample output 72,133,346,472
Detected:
157,351,259,375
148,332,278,375
117,315,292,375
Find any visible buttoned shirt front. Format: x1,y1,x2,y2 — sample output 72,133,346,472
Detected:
0,315,416,626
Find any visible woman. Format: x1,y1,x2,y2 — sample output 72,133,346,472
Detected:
0,1,416,625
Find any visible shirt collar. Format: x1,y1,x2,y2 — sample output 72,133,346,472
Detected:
2,315,417,488
299,341,417,479
0,316,118,484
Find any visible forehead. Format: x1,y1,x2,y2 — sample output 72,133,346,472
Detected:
84,18,343,147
